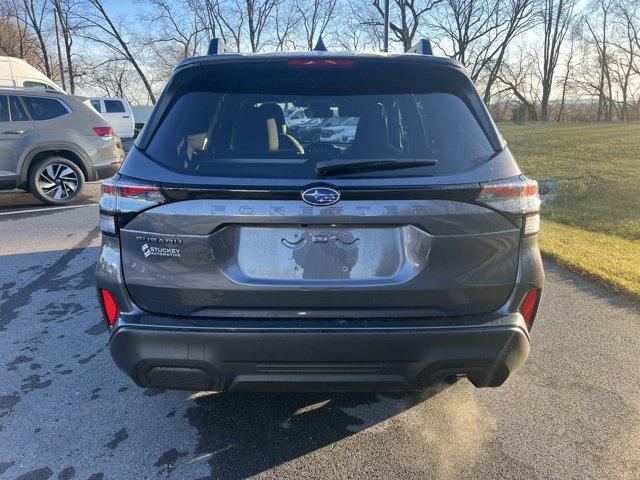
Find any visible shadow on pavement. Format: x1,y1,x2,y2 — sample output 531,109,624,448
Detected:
183,384,452,479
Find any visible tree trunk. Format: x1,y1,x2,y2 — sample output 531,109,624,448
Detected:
53,9,66,91
23,0,51,77
540,81,551,122
54,1,76,94
92,0,156,103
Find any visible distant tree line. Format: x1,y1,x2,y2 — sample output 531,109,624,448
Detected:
1,0,640,121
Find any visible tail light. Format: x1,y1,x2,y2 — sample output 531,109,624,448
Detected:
519,288,541,329
476,176,540,235
100,176,167,235
98,288,119,325
93,126,114,139
288,58,354,67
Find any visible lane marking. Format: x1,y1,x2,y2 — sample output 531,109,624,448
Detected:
0,203,99,217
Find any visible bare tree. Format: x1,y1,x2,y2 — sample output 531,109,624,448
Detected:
52,2,65,89
610,0,640,120
0,0,41,62
538,0,577,121
209,0,244,51
4,0,636,119
583,0,615,121
81,58,140,100
330,1,382,51
482,0,536,103
342,0,383,50
244,0,281,52
497,45,540,121
432,0,501,70
185,0,217,43
140,0,207,79
367,0,442,52
554,25,578,121
52,0,76,92
296,0,337,50
75,0,156,103
432,0,535,103
22,0,52,76
271,0,300,50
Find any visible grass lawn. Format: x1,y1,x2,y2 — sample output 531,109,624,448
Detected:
498,122,640,300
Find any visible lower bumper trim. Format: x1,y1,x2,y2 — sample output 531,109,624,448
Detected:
109,315,530,392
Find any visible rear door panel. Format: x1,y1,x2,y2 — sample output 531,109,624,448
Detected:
0,96,38,174
120,198,520,317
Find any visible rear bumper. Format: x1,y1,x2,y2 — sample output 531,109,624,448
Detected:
109,314,530,392
0,174,19,190
93,161,121,181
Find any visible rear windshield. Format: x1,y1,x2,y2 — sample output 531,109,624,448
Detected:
145,62,495,178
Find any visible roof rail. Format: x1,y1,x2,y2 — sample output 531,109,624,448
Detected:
207,38,231,55
0,85,64,94
407,39,433,56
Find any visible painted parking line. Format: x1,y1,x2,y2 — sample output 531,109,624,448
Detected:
0,203,99,216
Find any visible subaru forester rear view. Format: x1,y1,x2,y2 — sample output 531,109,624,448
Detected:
96,42,544,392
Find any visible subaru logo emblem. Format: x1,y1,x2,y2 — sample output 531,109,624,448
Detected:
302,187,340,206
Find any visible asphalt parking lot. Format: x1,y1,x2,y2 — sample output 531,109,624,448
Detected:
0,187,639,480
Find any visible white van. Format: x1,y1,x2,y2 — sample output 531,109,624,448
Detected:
89,97,135,139
0,56,64,92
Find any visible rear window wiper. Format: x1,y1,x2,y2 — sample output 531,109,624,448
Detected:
315,158,438,176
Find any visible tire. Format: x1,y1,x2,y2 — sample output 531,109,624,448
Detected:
29,156,85,205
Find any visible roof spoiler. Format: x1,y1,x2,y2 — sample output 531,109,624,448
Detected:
407,39,433,55
207,38,231,55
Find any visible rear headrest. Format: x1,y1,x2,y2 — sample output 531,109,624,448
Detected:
351,106,389,149
257,103,286,130
233,105,279,152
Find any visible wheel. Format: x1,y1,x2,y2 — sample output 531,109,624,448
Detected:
29,156,85,205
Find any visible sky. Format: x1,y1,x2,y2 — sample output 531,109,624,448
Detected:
108,0,138,17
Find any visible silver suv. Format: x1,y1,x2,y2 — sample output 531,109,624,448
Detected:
0,87,124,205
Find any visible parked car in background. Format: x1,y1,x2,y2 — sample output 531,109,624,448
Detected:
294,116,353,142
0,87,123,205
0,56,64,92
131,105,154,138
287,117,322,137
319,117,358,143
284,107,308,126
89,97,135,139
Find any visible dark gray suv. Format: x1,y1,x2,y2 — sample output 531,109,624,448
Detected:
96,41,544,392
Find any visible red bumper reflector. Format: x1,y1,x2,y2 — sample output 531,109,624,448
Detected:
519,289,541,327
99,289,119,325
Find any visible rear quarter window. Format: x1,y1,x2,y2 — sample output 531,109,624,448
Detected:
8,96,29,122
105,100,126,113
22,96,69,120
23,81,52,91
0,95,8,122
416,94,493,173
